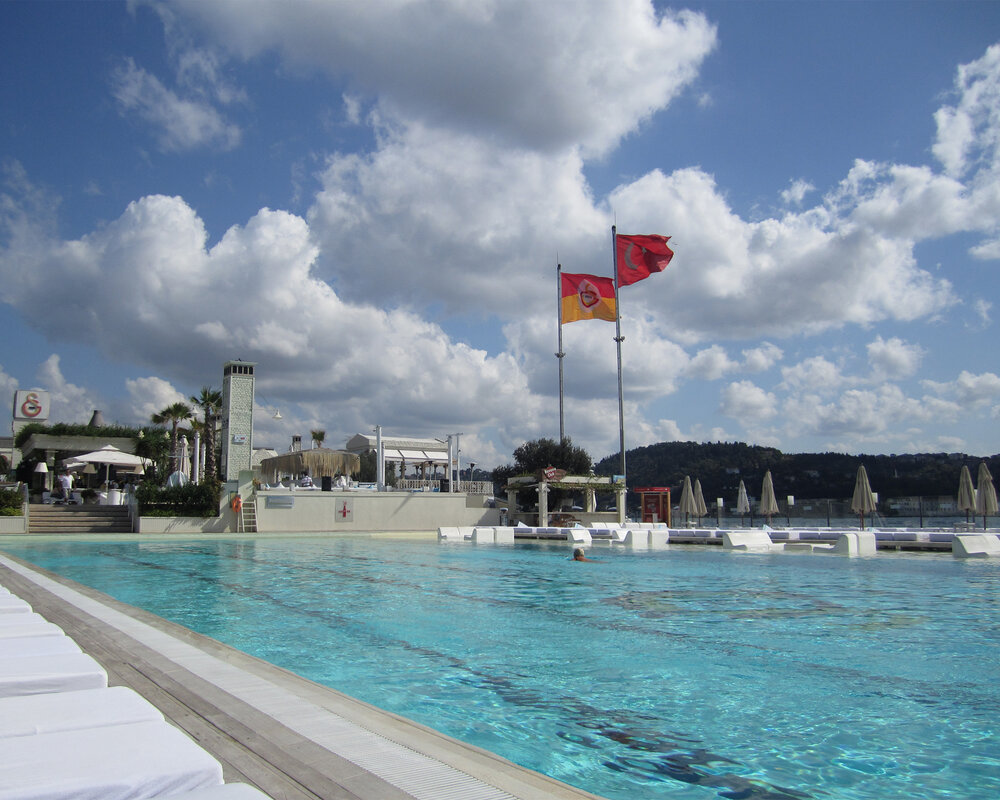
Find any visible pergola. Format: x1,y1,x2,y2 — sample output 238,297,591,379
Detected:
344,433,449,477
504,471,626,527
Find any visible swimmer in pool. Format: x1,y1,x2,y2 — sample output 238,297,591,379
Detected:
572,548,596,561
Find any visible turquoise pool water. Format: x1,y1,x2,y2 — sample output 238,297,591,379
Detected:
2,535,998,800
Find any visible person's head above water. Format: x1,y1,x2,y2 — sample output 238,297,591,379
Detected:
572,548,592,561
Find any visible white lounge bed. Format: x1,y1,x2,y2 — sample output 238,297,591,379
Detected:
0,612,49,627
0,718,224,800
0,652,107,698
0,635,82,660
0,621,67,640
0,596,32,615
0,686,163,739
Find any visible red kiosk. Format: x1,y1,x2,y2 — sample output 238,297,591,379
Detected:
636,486,671,526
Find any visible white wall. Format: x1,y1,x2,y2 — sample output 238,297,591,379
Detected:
256,490,501,532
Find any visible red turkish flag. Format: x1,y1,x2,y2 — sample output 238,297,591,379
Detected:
616,234,674,286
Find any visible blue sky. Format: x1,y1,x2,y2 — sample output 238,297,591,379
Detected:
2,0,999,468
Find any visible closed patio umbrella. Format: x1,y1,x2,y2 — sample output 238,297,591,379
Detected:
693,479,708,523
759,470,779,525
975,461,998,531
851,465,877,530
957,465,976,525
736,480,750,527
678,475,697,526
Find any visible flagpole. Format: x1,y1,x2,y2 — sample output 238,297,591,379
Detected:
556,263,565,443
611,225,626,485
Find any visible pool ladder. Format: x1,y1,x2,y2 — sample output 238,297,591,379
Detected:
238,496,258,533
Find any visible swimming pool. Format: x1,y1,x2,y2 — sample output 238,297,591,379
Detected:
2,535,997,800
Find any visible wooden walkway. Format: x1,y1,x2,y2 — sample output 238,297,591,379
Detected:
0,553,604,800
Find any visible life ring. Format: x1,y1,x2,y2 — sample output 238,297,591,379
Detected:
231,496,243,512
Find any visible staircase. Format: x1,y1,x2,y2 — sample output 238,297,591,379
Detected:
239,496,258,533
28,504,133,534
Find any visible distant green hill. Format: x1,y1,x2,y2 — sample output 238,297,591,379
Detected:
593,441,1000,503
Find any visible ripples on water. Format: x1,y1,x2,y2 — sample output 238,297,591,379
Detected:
3,535,998,800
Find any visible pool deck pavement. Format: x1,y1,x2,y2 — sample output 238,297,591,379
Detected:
0,552,606,800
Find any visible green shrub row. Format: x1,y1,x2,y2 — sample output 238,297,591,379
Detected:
135,481,221,518
0,487,23,515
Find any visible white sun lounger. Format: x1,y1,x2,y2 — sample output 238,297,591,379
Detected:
0,718,224,800
0,686,164,739
0,621,67,640
0,634,82,660
0,652,107,698
0,612,49,627
0,596,32,615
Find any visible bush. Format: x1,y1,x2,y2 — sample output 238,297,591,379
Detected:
0,487,23,515
136,481,221,517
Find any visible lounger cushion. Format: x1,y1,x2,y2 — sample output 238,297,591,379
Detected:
0,686,163,738
0,596,32,614
0,612,49,627
0,622,67,640
0,719,224,800
0,635,81,660
0,652,107,698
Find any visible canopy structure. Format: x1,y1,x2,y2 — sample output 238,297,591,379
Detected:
345,434,449,466
63,444,150,487
65,444,149,470
259,448,361,485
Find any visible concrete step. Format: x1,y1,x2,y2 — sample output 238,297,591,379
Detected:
28,504,132,534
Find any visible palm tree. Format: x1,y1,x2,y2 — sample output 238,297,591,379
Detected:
151,401,193,474
191,387,222,482
310,429,326,449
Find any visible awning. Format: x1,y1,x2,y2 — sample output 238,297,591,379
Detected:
383,449,448,463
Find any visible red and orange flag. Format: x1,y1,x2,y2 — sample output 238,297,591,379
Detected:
560,272,616,323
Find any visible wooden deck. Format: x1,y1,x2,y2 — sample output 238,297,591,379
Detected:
0,552,604,800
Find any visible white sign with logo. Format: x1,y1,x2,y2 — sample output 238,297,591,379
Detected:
13,390,50,421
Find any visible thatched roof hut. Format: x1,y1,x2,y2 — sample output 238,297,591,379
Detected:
259,448,360,484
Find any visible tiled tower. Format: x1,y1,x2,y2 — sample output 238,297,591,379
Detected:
220,360,256,481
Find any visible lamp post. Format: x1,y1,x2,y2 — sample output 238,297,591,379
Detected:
716,497,723,528
787,495,794,527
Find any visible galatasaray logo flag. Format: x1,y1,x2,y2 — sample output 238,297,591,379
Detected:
616,233,674,286
561,272,616,323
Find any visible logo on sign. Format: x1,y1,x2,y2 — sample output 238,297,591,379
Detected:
13,390,50,421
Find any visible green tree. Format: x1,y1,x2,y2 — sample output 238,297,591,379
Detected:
493,437,592,509
310,429,326,449
190,387,222,482
151,401,193,475
511,437,591,475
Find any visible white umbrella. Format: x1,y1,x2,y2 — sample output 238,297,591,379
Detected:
70,445,149,486
179,435,191,479
693,479,708,521
759,470,779,524
736,480,750,526
957,465,976,524
678,475,697,526
851,465,877,530
975,461,998,531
